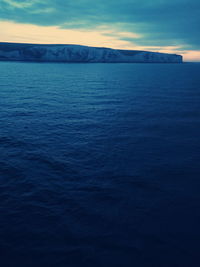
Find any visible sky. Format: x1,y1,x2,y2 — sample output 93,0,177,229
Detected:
0,0,200,61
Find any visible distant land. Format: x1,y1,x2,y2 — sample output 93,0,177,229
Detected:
0,42,183,63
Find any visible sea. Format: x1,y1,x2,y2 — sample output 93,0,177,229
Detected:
0,62,200,267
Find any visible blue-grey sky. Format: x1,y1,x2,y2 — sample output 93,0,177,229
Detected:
0,0,200,60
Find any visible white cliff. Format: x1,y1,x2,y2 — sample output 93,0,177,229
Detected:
0,42,183,63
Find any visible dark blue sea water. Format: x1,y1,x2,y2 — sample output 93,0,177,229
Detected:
0,62,200,267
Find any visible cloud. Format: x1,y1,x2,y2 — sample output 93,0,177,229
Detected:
0,0,199,53
0,20,140,49
2,0,39,9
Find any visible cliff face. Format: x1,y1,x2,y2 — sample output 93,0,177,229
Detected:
0,42,183,63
